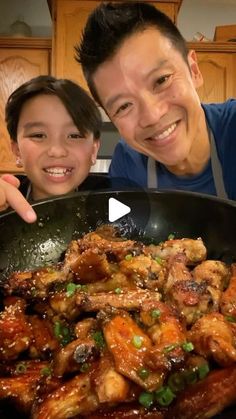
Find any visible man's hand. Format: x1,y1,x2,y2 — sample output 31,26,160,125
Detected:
0,174,37,223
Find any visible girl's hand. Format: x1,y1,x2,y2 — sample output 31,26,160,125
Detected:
0,174,37,223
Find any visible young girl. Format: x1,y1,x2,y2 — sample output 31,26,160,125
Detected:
0,75,105,222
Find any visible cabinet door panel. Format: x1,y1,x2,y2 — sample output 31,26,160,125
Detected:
54,0,99,90
196,52,234,103
151,3,176,21
0,48,50,172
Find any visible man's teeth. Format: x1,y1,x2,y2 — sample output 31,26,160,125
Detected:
154,122,177,141
44,168,72,177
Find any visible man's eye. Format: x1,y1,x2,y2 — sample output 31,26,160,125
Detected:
114,102,131,116
156,74,171,86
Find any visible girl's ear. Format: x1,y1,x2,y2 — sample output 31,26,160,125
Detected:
91,139,100,165
11,141,20,157
11,142,23,168
188,49,203,89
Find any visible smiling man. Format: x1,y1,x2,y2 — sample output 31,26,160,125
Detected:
77,1,236,200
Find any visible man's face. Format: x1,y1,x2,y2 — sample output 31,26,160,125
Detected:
93,28,204,168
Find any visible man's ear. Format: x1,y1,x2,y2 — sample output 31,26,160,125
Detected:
188,49,203,89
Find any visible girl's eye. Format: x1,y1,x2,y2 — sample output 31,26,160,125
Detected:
28,133,45,140
68,133,84,140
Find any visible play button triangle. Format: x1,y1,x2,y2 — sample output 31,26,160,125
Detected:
108,197,131,222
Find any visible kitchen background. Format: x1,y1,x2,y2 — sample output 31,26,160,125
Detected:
0,0,236,172
1,0,236,40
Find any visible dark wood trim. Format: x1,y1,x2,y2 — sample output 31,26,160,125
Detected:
47,0,183,16
47,0,53,17
0,37,52,49
188,41,236,52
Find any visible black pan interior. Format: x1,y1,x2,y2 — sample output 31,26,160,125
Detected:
0,189,236,418
0,189,236,283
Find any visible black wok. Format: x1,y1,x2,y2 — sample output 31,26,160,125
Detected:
0,189,236,418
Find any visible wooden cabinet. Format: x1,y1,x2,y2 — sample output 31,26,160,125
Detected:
188,41,236,103
0,37,51,173
151,0,182,22
49,0,182,91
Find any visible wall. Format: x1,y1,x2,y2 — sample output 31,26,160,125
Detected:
0,0,51,37
178,0,236,41
1,0,236,40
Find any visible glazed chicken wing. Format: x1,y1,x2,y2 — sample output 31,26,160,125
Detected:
220,263,236,318
167,364,236,419
188,312,236,366
0,298,32,361
145,238,207,265
103,310,165,391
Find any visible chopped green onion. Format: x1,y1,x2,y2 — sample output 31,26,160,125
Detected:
114,287,122,294
132,335,143,349
164,343,179,353
80,362,90,373
81,284,88,292
139,391,154,408
31,287,37,297
138,367,150,380
92,331,106,349
155,256,163,265
183,369,198,385
168,233,175,240
168,372,186,392
54,321,61,338
182,341,194,352
151,309,161,319
225,315,236,323
66,282,77,297
54,321,72,346
198,363,210,380
15,362,27,374
61,327,72,345
155,386,175,406
125,254,133,261
40,367,52,377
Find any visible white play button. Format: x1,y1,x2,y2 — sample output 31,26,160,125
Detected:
108,197,131,222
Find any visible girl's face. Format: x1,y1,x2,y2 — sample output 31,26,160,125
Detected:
12,94,99,200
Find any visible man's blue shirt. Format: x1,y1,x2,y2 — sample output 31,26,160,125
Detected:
109,100,236,200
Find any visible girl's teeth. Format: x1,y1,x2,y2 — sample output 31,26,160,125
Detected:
155,123,177,141
45,168,71,176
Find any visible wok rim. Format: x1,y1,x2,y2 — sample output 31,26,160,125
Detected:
0,188,235,220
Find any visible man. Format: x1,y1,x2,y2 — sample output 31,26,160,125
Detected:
76,1,236,200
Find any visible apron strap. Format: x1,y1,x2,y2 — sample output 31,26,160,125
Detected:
147,156,158,188
147,128,228,199
209,129,228,199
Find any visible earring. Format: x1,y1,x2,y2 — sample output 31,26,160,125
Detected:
91,157,96,165
16,157,23,168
